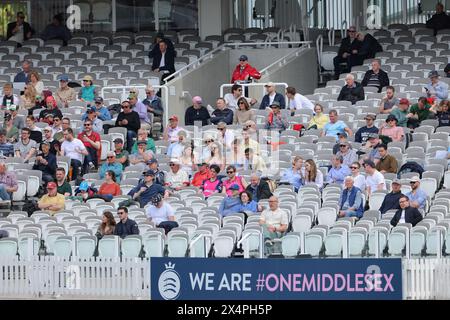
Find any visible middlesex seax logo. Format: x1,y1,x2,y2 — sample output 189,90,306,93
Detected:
158,262,181,300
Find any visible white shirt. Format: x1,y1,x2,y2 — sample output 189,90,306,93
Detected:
61,138,87,162
260,208,288,227
289,93,314,111
365,170,386,193
166,169,189,188
269,92,276,106
399,209,406,224
146,202,175,225
352,174,366,192
218,130,235,150
304,169,324,189
167,142,184,158
33,81,44,95
223,93,252,111
9,24,24,43
167,126,184,143
159,52,165,69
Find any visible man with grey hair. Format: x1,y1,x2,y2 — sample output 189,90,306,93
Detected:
337,74,365,104
14,60,33,83
326,155,351,185
361,59,390,93
0,161,18,203
338,176,364,218
245,173,272,202
99,151,123,182
259,195,288,253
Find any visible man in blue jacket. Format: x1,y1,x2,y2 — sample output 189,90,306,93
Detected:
114,207,139,239
338,176,364,218
210,98,234,125
259,82,286,109
128,170,166,207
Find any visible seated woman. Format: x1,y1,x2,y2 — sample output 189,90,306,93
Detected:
205,142,225,171
179,143,198,178
430,99,450,127
302,159,324,190
95,211,116,239
200,164,223,198
97,170,122,202
238,191,261,216
379,114,404,143
146,194,178,234
307,104,329,129
222,165,247,196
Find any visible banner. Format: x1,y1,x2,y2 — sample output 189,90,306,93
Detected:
151,258,402,300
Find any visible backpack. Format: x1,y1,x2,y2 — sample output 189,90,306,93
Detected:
23,199,39,217
397,161,424,179
261,177,277,193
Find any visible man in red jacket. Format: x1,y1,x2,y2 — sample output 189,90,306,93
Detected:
231,55,261,83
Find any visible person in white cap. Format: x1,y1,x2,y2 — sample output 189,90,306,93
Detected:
165,158,189,191
259,82,286,110
185,96,210,126
405,176,427,210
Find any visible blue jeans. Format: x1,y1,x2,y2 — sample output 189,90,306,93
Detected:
126,130,137,152
0,185,11,200
83,146,98,172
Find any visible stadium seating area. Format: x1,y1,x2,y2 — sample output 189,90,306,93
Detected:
0,23,450,260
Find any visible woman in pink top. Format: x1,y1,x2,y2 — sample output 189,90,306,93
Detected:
379,115,404,142
201,164,223,198
222,165,248,196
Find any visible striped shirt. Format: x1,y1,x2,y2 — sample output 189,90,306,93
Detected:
0,142,14,157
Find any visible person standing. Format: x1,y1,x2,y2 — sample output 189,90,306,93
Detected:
231,55,261,84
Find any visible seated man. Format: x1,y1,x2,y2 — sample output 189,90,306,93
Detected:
146,159,165,186
210,98,234,125
40,13,71,44
14,128,37,163
264,101,289,132
167,130,187,158
259,196,288,250
1,83,19,109
425,71,449,103
326,155,351,185
55,167,72,196
425,2,450,36
333,26,362,77
129,92,151,131
361,59,389,93
390,195,423,227
191,162,211,187
259,82,286,110
375,144,398,174
146,194,178,234
280,156,303,192
336,141,358,168
408,97,432,129
0,130,14,157
338,176,364,218
224,84,257,110
99,151,123,183
33,141,56,184
38,96,63,122
115,100,141,152
59,128,88,181
112,138,129,169
378,86,399,114
38,182,65,215
131,129,156,155
243,148,266,172
165,159,189,192
379,179,402,215
405,177,427,211
128,170,166,208
54,75,77,108
245,173,272,202
129,140,155,171
81,107,103,134
321,110,353,142
114,207,140,239
337,74,364,105
0,161,18,203
218,184,242,217
77,119,101,172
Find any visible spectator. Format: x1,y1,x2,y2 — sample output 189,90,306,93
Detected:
225,84,257,110
408,97,432,128
426,2,450,36
99,151,123,182
379,115,404,143
143,86,164,127
82,97,111,122
333,26,362,78
179,143,198,177
14,128,37,162
265,101,289,132
231,55,261,84
303,159,324,190
245,173,272,202
78,119,101,172
39,96,63,122
361,60,389,93
338,176,364,218
54,75,77,108
259,82,286,109
327,155,351,184
349,162,366,191
29,70,44,95
112,138,129,169
7,12,34,44
74,180,97,201
191,162,211,187
6,104,24,131
286,86,314,112
363,159,386,197
40,126,58,155
379,179,403,214
375,144,398,174
227,138,245,170
33,141,56,183
128,170,166,208
98,170,122,201
430,99,450,127
222,165,247,195
151,39,176,83
146,194,178,234
24,116,42,144
336,141,358,168
238,191,262,215
128,93,151,131
425,70,449,102
210,98,234,125
337,74,364,105
167,130,187,158
322,109,353,141
242,128,260,155
145,159,165,186
405,177,427,210
205,142,225,170
390,195,423,227
378,86,399,114
200,164,223,198
130,140,154,169
219,184,243,217
19,83,38,111
114,207,139,239
0,161,18,203
356,32,383,62
148,32,175,59
390,98,411,128
360,133,382,164
41,13,71,44
131,129,156,155
95,211,116,240
79,75,98,103
54,117,70,142
13,60,32,83
163,115,185,143
233,97,255,125
38,181,65,215
2,83,20,109
280,156,303,192
307,103,329,130
1,114,18,144
0,130,14,157
445,63,450,78
216,122,235,150
115,100,141,152
81,107,103,134
55,167,72,196
165,158,190,192
185,96,210,126
244,120,258,139
59,128,88,181
244,148,266,172
259,196,288,248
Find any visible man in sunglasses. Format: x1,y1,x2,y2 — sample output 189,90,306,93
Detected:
55,75,76,108
7,12,34,45
82,97,111,121
128,170,166,208
77,119,101,173
115,100,141,152
405,177,427,211
224,84,257,110
99,151,123,182
333,26,362,78
114,207,139,239
82,107,103,133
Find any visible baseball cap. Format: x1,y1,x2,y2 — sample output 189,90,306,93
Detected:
137,140,147,145
143,169,156,176
264,82,275,88
47,182,57,189
169,158,181,165
192,96,202,104
399,98,410,106
270,101,281,108
368,133,379,139
364,114,376,120
78,181,89,191
45,113,54,118
229,184,240,190
7,104,17,111
428,70,439,78
151,193,163,205
58,74,69,82
82,75,93,82
392,179,402,185
239,55,248,61
147,159,158,165
43,126,52,132
40,141,50,147
410,176,420,183
94,97,103,103
197,161,208,166
169,115,178,121
86,107,96,113
113,138,123,144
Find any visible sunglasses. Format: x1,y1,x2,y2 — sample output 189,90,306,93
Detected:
204,140,213,143
84,124,91,127
350,166,358,169
107,156,115,159
95,102,101,104
339,145,347,147
117,212,125,215
239,102,246,105
218,128,225,131
410,181,417,184
227,171,234,174
83,80,90,82
169,163,176,166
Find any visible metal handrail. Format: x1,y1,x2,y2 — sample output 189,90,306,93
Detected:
259,42,311,76
189,233,212,258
